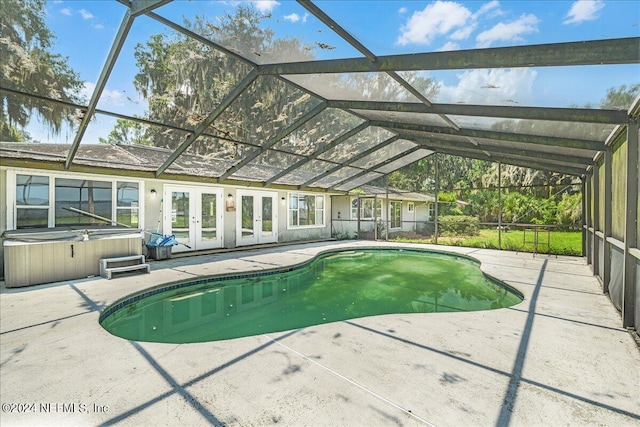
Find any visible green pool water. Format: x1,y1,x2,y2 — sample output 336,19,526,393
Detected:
100,249,522,343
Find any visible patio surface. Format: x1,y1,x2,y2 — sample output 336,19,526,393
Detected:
1,241,639,426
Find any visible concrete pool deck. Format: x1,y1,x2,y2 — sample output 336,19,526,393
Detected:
1,241,638,426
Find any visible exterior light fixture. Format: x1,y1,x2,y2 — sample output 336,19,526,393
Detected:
150,189,157,196
226,193,235,211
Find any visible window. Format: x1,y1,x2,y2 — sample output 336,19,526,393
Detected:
289,193,325,227
15,174,50,228
427,203,435,221
55,178,113,226
10,171,142,230
407,202,415,213
351,198,382,220
117,181,140,227
390,201,402,229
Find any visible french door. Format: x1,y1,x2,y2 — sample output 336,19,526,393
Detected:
236,190,278,246
164,186,223,252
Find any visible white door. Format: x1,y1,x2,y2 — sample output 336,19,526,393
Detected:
236,190,278,246
164,186,223,252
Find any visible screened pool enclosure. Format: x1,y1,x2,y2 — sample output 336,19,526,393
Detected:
0,0,638,330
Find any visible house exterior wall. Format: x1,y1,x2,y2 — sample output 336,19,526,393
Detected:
330,195,433,239
1,166,333,283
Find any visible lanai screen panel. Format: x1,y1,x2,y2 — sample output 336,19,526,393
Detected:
273,159,339,187
188,135,257,162
350,139,418,169
448,115,616,142
335,172,384,192
95,15,258,142
313,166,364,188
8,0,640,190
228,151,305,182
153,0,363,64
272,108,365,156
318,126,396,164
284,72,424,102
375,149,435,174
211,75,323,147
0,92,81,145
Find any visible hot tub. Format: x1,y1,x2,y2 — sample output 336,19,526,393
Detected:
2,227,143,287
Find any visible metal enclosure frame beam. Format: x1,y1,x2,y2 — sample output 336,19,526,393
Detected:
258,37,640,75
371,120,605,151
581,179,587,257
65,0,171,169
65,10,135,169
327,100,629,125
408,137,590,175
603,148,613,293
585,173,593,265
592,162,600,276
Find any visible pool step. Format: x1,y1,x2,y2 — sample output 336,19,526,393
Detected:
100,255,150,280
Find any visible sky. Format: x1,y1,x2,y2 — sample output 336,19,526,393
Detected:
27,0,640,143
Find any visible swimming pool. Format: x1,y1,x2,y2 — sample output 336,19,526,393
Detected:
100,248,523,343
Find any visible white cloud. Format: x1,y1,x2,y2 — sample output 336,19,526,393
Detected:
79,9,94,20
475,0,501,18
450,24,476,40
94,24,104,30
475,13,539,48
81,82,123,106
397,1,472,46
283,12,308,23
60,7,72,16
251,0,279,13
438,68,537,105
438,41,461,51
398,7,408,14
563,0,604,24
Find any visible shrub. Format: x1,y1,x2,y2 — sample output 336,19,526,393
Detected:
438,215,479,236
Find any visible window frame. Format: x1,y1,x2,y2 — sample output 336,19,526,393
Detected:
287,192,325,229
351,197,383,220
389,200,402,229
13,172,52,229
407,202,415,213
6,169,144,230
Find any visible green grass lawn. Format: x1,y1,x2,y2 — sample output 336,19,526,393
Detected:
392,228,582,256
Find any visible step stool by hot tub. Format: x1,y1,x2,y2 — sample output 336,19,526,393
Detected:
100,254,150,280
